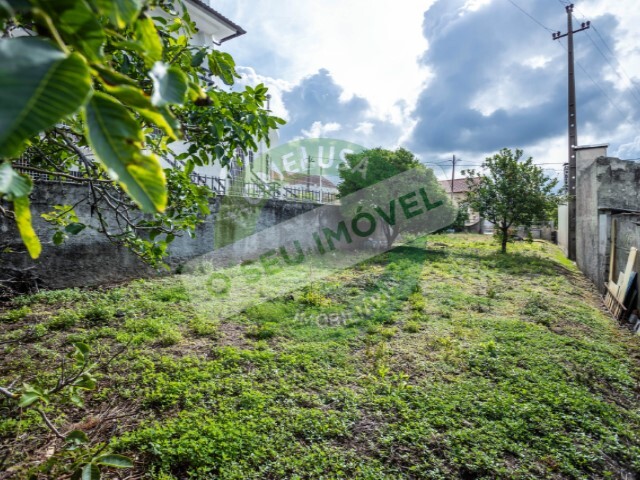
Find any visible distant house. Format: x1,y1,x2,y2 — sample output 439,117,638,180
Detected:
438,178,484,232
160,1,247,183
282,173,338,194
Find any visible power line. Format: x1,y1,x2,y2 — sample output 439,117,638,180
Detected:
568,6,640,105
555,37,628,121
581,26,640,108
504,0,554,32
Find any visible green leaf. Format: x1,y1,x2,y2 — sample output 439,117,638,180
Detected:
83,92,167,213
0,0,14,19
150,62,188,107
73,373,97,390
102,84,151,109
65,222,86,234
80,462,100,480
93,65,137,87
102,84,180,140
0,37,92,158
53,230,65,245
14,196,42,259
208,50,238,86
136,106,180,141
57,0,105,61
65,430,89,444
95,454,133,468
94,0,141,29
74,342,90,355
191,49,206,67
135,14,162,67
18,391,41,408
0,162,32,198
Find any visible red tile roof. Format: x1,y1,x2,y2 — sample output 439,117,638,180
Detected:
438,177,481,194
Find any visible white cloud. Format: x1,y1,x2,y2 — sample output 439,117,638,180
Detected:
523,55,551,69
461,0,492,14
301,121,342,138
354,121,374,135
212,0,434,122
214,0,640,168
615,136,640,159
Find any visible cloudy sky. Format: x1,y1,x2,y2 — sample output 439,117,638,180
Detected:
212,0,640,180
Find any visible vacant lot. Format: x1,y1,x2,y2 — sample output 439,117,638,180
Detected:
1,235,639,479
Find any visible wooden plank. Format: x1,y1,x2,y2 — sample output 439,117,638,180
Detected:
617,247,638,303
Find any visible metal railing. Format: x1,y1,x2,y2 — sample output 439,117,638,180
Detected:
192,173,337,204
13,164,337,204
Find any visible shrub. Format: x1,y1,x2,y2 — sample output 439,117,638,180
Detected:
189,316,218,337
157,329,183,347
403,321,421,333
83,305,114,325
47,310,80,330
246,322,279,340
1,306,31,323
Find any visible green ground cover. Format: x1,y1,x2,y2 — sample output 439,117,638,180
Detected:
1,235,639,479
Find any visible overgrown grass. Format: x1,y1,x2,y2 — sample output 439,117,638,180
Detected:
1,235,639,479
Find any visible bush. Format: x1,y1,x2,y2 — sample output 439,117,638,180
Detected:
403,321,421,333
83,305,115,325
0,306,31,323
246,322,279,340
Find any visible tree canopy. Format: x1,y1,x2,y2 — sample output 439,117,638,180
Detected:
338,147,454,247
0,0,284,265
464,148,560,253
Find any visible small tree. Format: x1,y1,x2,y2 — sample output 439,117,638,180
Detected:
338,148,454,248
465,148,559,253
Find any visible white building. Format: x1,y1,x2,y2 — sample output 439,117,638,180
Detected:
159,1,251,188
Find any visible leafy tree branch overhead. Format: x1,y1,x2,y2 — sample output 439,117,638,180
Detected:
0,0,284,265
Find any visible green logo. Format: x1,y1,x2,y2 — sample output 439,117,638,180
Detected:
244,138,366,189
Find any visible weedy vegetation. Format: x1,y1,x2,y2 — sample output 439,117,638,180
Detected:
1,235,639,478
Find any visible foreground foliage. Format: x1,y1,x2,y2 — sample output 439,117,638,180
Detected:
0,0,282,264
1,235,639,478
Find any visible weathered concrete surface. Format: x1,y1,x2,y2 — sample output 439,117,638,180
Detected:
0,182,324,290
576,156,640,293
612,213,640,289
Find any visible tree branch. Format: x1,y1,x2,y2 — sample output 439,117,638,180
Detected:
37,408,65,439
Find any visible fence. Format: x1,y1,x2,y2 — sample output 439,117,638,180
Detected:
12,164,338,205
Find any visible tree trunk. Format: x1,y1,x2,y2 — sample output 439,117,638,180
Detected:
501,226,509,254
381,223,398,249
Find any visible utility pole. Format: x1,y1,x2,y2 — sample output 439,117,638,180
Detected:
306,155,313,192
450,154,456,201
552,4,590,261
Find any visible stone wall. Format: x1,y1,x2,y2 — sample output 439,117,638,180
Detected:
0,182,327,290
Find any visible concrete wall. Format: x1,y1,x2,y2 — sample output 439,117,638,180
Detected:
558,204,568,255
0,182,327,290
574,154,640,291
576,153,604,288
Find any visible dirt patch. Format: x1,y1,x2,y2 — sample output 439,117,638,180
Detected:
217,322,250,349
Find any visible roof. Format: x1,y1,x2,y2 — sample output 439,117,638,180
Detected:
574,143,609,150
185,0,246,43
438,177,481,194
